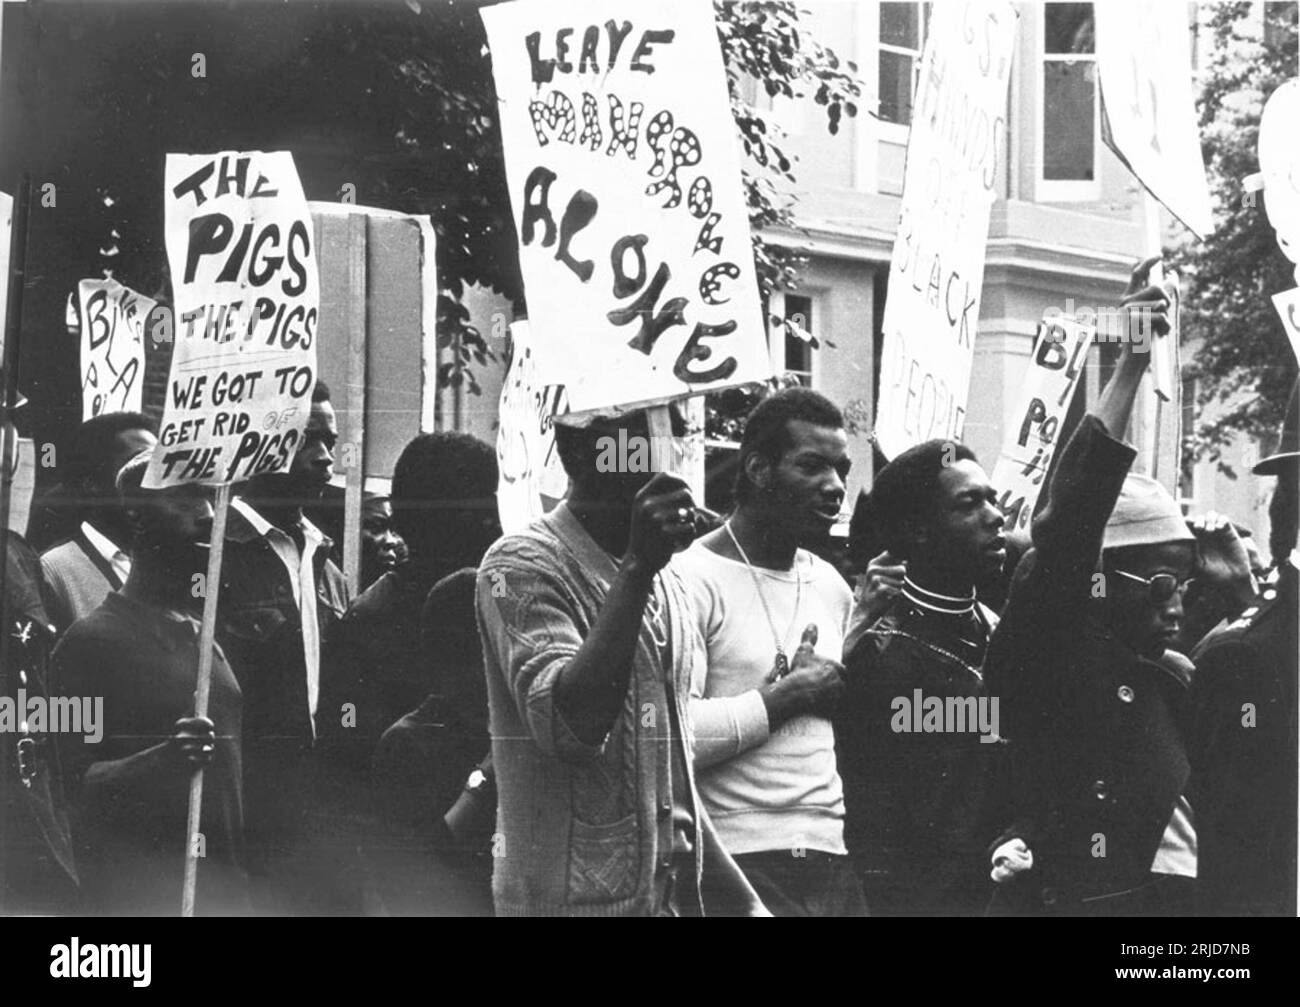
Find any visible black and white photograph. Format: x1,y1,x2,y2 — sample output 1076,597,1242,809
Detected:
0,0,1295,978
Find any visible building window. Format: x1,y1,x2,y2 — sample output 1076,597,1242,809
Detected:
878,2,930,126
778,293,815,386
1040,2,1099,200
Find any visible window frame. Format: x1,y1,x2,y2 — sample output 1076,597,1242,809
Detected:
876,1,930,143
1037,2,1101,202
769,290,819,388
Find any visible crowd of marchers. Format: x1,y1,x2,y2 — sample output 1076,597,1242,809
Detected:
1,259,1294,917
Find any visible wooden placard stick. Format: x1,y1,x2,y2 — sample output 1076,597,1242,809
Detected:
181,480,231,918
647,404,674,474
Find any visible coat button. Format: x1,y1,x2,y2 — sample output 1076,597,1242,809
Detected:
1092,780,1108,800
1262,588,1277,601
1041,887,1058,907
1117,685,1134,703
659,853,673,870
658,801,671,821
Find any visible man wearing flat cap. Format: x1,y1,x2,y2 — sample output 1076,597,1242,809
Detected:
1188,378,1299,916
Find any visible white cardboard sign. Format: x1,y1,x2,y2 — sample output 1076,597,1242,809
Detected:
875,0,1018,459
146,151,320,488
481,0,773,417
1097,0,1214,239
77,278,154,420
992,314,1094,533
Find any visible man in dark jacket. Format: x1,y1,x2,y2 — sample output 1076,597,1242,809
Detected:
330,432,499,761
988,260,1197,916
332,433,499,914
368,568,495,916
1186,378,1298,916
836,439,1007,915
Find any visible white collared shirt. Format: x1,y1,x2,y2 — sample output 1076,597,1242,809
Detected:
231,497,324,738
81,521,131,585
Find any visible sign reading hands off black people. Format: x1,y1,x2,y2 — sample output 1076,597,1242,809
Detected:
876,1,1017,460
144,151,319,489
480,0,772,415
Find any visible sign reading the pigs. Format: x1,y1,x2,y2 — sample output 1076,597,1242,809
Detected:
145,150,319,488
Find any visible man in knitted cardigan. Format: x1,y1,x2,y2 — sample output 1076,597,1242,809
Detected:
476,407,767,916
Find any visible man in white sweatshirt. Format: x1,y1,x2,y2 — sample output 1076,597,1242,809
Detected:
674,388,865,915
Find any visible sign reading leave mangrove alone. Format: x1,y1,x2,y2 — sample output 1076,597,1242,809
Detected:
876,0,1017,460
991,313,1093,533
78,278,154,420
480,0,772,416
145,151,319,489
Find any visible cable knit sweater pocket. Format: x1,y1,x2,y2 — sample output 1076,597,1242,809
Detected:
567,812,640,904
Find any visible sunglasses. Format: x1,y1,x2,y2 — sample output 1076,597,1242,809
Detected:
1112,569,1196,604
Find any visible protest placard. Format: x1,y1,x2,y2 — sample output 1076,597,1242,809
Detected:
480,0,773,417
77,278,154,420
145,151,319,490
991,313,1093,533
1096,0,1213,239
875,0,1018,460
496,320,570,534
1274,288,1300,365
1258,78,1300,363
309,202,438,590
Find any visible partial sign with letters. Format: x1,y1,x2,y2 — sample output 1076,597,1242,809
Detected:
145,150,319,488
1096,0,1214,239
496,320,570,534
480,0,773,416
875,0,1018,460
77,278,155,420
991,314,1093,533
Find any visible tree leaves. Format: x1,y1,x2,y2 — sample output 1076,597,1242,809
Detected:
1176,1,1298,473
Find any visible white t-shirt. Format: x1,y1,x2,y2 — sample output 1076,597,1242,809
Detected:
672,541,852,857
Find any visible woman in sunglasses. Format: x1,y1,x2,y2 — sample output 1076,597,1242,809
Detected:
984,259,1201,917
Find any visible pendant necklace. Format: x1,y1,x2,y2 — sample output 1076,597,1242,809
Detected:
723,521,802,681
